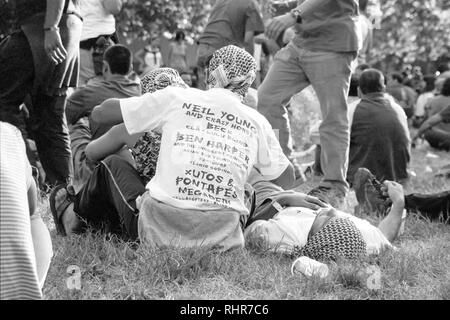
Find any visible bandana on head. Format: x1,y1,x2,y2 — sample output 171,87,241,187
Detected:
132,68,187,183
207,45,257,99
297,217,367,262
141,67,187,94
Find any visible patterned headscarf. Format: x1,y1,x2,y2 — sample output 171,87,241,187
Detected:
141,67,187,94
297,217,367,262
207,45,257,99
131,68,187,184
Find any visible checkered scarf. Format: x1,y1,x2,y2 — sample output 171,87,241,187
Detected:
207,45,256,99
297,217,367,262
141,68,187,94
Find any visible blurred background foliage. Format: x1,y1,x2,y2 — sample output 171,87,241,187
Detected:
1,0,449,72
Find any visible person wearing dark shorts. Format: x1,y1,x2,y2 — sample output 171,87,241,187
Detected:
0,0,82,186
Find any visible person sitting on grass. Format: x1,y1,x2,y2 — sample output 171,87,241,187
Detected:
413,79,450,151
244,172,406,261
49,68,188,240
50,45,295,251
85,68,188,184
66,44,141,191
347,68,411,185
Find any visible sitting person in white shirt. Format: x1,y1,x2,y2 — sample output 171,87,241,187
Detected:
245,176,405,261
50,45,294,251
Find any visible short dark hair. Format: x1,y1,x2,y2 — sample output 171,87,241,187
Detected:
359,68,385,94
348,74,360,97
441,77,450,96
356,63,370,73
423,75,436,92
175,30,185,41
103,44,132,75
390,72,403,83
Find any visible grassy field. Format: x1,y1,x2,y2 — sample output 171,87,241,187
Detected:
39,147,450,300
39,92,449,300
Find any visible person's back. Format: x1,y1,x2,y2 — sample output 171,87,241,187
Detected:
117,45,292,250
426,95,450,133
292,0,359,53
122,85,287,215
66,45,142,139
387,73,417,118
74,76,141,139
199,0,264,50
348,69,410,184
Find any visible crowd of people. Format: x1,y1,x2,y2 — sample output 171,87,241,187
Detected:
0,0,449,300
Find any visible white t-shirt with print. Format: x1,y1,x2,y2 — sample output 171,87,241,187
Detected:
121,87,290,215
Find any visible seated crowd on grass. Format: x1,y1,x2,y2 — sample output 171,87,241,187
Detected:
1,0,450,300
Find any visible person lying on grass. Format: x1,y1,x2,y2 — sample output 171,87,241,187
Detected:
50,45,296,251
244,170,407,261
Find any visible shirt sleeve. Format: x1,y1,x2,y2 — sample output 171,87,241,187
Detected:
120,87,175,135
253,116,291,181
245,0,265,35
439,105,450,122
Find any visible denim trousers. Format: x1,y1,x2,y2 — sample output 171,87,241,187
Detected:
257,42,356,193
0,31,73,185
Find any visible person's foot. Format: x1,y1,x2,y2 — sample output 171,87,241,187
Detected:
353,168,392,216
307,186,346,209
49,184,76,236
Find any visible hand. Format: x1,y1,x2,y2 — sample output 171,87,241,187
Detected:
265,13,296,40
276,192,329,211
44,29,67,65
383,181,404,204
254,34,267,45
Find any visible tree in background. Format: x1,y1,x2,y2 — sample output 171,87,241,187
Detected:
370,0,450,73
117,0,212,43
1,0,449,72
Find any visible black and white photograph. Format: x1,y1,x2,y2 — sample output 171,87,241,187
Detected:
0,0,449,305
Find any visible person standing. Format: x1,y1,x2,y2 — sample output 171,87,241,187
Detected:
78,0,123,86
196,0,265,89
0,0,83,187
168,30,189,74
134,37,163,77
257,0,360,206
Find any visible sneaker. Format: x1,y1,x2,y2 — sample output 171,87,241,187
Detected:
307,186,345,208
353,168,391,216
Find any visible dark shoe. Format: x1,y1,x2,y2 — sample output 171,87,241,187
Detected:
307,186,345,208
353,168,391,216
